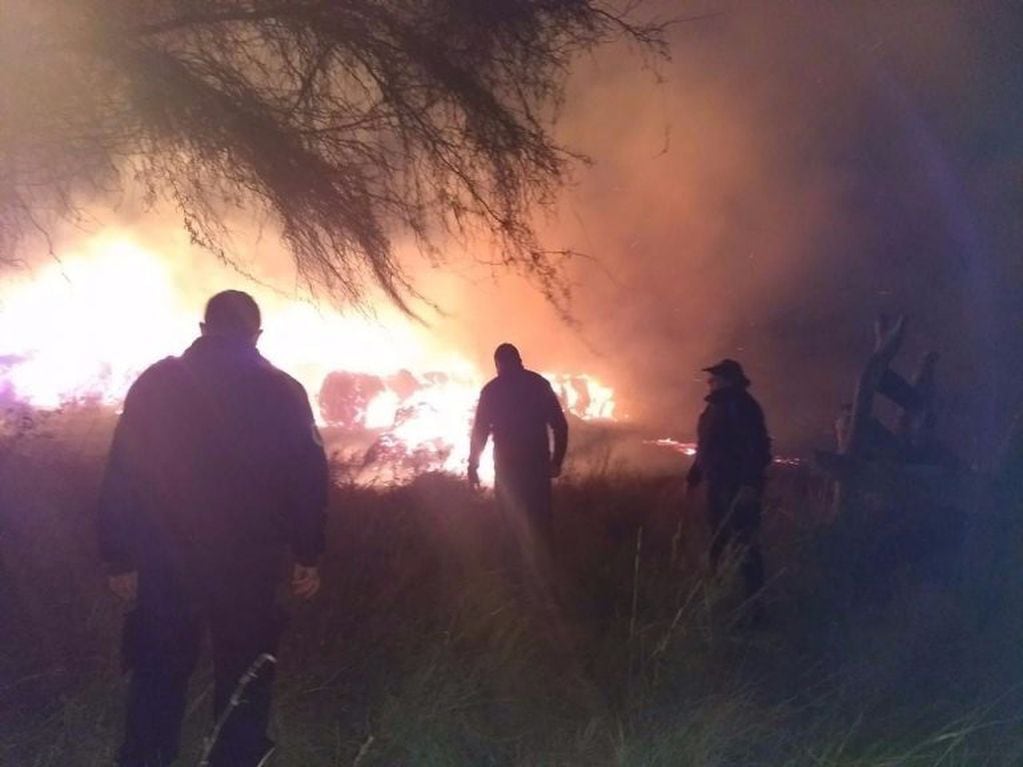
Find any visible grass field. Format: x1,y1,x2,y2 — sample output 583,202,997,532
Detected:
2,407,1022,766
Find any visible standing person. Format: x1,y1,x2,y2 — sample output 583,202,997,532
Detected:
98,290,328,767
468,343,568,580
686,359,771,603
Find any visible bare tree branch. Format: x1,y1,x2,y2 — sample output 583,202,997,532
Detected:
1,0,667,312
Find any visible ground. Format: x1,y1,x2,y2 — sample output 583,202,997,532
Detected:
1,407,1022,766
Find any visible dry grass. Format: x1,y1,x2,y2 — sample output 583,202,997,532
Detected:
2,407,1022,765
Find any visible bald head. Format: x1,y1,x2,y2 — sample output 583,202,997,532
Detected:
494,343,523,375
201,290,262,344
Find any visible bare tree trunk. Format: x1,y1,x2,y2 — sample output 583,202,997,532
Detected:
897,351,939,452
846,315,906,455
833,315,906,516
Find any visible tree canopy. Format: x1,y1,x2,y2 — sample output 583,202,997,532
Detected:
1,1,664,311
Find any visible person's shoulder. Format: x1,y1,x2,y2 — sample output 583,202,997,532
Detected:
140,355,180,377
480,376,501,395
128,355,182,391
741,389,765,411
523,369,554,389
121,356,184,409
737,390,767,423
256,358,311,402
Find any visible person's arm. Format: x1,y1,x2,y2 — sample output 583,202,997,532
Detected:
686,408,709,488
685,457,703,488
546,384,568,477
736,399,771,490
468,389,492,488
281,380,329,597
97,417,138,577
97,374,154,601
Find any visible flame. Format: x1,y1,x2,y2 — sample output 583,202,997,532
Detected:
0,233,618,482
0,239,192,408
646,438,802,467
546,373,616,420
646,438,697,456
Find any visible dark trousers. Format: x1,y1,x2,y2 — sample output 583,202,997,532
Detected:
707,483,765,600
494,465,554,585
118,566,282,767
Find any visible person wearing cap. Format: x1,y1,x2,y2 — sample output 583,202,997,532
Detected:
98,290,328,767
686,358,772,603
468,343,568,581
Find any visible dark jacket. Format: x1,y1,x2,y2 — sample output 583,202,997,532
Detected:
97,336,328,578
687,386,771,489
470,368,568,474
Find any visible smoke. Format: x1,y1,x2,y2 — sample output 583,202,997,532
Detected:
4,2,1023,458
420,1,1023,455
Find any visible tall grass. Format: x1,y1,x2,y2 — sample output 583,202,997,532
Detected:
1,409,1022,765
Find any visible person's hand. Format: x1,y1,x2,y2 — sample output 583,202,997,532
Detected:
735,485,761,506
291,564,321,600
468,463,481,490
550,460,563,479
108,571,138,603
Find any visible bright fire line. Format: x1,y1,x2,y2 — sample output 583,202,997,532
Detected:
0,234,619,481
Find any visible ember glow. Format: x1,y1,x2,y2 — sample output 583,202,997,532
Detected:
645,438,802,467
646,438,697,456
0,233,618,481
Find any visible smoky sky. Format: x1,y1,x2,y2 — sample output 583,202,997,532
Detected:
6,1,1023,459
418,1,1023,456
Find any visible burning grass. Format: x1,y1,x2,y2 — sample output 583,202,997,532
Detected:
2,410,1023,765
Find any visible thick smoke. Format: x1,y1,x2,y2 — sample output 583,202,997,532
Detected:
4,2,1023,460
422,1,1023,457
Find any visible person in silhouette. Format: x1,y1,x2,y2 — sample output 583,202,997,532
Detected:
98,290,328,767
686,359,771,603
469,343,568,579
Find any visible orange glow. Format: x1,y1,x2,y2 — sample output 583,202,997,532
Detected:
0,233,617,482
647,438,697,456
0,238,192,408
645,438,801,467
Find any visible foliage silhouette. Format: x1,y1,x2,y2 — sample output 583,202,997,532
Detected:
1,1,665,311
